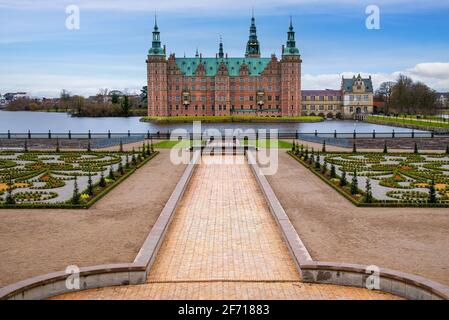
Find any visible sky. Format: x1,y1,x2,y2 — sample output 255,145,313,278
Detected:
0,0,449,97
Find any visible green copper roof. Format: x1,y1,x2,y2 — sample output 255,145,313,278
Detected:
174,57,271,77
342,76,374,93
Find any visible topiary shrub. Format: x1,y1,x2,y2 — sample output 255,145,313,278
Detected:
351,169,358,195
87,172,94,196
364,178,373,203
99,171,106,187
330,164,336,179
428,179,437,203
71,176,80,205
340,170,347,187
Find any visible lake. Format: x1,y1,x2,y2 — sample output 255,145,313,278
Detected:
0,110,428,137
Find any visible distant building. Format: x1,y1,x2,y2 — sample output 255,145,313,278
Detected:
436,92,449,108
341,74,374,118
146,15,374,119
3,92,28,103
147,15,302,117
301,89,343,118
300,74,374,119
0,94,6,108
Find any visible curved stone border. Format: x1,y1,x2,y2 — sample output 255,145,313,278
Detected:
300,262,449,300
0,150,201,300
246,149,449,300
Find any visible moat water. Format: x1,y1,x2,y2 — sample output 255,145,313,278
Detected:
0,110,428,136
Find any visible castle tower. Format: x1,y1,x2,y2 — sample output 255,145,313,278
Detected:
218,37,224,59
280,17,302,116
147,15,168,116
245,12,261,58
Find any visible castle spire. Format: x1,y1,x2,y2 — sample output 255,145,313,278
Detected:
218,36,224,59
283,16,299,56
245,11,260,58
149,15,165,56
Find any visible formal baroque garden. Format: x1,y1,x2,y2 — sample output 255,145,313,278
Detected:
289,141,449,207
0,142,157,208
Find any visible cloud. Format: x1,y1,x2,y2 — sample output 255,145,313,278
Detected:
407,63,449,80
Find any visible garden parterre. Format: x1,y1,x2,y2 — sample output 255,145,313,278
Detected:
289,143,449,206
0,143,157,208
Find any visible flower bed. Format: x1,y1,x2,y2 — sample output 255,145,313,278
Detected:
288,144,449,207
0,144,159,209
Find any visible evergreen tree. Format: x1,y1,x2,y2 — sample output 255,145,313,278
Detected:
304,147,309,161
300,144,304,157
330,164,337,178
142,143,146,158
5,175,15,205
87,140,91,152
56,138,60,152
108,166,115,180
146,142,151,156
118,161,124,175
340,170,347,187
24,140,28,152
119,140,123,153
383,141,388,154
72,176,80,204
414,142,418,154
87,172,94,196
352,142,357,153
315,153,321,170
446,145,449,154
322,140,326,153
292,141,296,152
125,154,130,169
351,170,359,195
132,152,137,165
364,178,373,203
428,180,437,204
99,171,106,187
322,158,327,174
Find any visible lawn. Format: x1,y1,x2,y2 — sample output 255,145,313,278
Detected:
0,144,158,208
153,140,204,148
288,145,449,207
141,115,323,124
153,139,292,149
367,115,449,129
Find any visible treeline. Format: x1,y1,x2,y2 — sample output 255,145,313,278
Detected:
376,75,439,115
6,87,148,117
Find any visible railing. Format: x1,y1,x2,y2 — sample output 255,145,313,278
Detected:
0,130,446,140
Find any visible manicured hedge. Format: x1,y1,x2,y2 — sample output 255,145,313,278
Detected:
288,151,449,208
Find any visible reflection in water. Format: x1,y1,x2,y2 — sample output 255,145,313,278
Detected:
0,110,428,134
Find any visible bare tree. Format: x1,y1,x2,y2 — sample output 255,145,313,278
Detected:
96,88,109,104
376,81,395,114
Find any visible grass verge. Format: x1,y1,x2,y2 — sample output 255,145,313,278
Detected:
141,115,323,124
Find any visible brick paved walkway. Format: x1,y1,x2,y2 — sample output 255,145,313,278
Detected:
54,156,399,300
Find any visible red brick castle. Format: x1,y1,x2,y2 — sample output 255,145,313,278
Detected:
146,15,302,117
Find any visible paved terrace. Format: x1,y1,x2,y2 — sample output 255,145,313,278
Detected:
55,155,398,300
